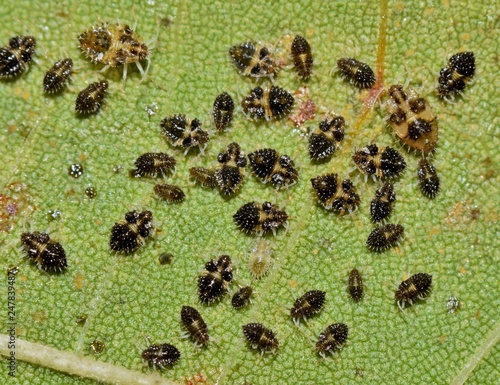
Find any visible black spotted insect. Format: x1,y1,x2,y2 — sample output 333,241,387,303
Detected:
386,85,438,154
232,286,253,309
129,153,176,178
109,210,154,253
229,41,279,78
348,269,363,302
215,142,247,195
370,182,396,222
189,167,218,188
241,86,294,120
310,173,360,214
291,35,313,80
43,58,73,93
248,148,298,189
198,255,233,303
75,80,109,114
366,223,404,252
160,114,209,154
337,58,375,89
437,51,475,99
395,272,433,310
213,92,235,132
181,305,209,345
20,232,67,273
142,343,180,369
242,323,278,354
0,35,36,78
417,158,440,199
352,144,406,180
316,323,348,358
233,202,288,235
154,184,185,203
290,290,326,325
309,115,345,160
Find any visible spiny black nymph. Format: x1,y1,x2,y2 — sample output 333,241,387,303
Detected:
109,210,153,253
20,232,67,273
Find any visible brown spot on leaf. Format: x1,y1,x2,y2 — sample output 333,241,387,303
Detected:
74,272,85,290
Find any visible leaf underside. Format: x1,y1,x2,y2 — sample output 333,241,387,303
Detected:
1,1,498,384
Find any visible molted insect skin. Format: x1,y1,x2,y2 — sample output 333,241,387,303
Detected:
348,269,363,301
316,323,348,357
366,223,404,252
386,85,438,154
248,148,298,189
310,173,360,214
215,142,247,195
129,152,176,178
0,35,36,78
233,201,288,235
290,290,326,324
241,86,294,120
291,35,313,80
43,58,73,93
437,51,475,98
75,80,109,114
242,323,279,353
337,58,375,89
160,114,209,152
141,343,180,368
309,116,345,160
78,23,149,80
213,92,235,132
20,232,67,273
232,286,253,309
189,167,218,188
417,159,440,199
181,306,209,345
352,144,406,179
370,182,396,222
229,42,279,78
395,273,433,310
109,210,154,253
153,184,185,203
198,255,233,303
249,240,273,279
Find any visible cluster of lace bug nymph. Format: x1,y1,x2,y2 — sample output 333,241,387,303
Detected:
43,58,73,93
437,51,475,99
233,201,288,235
386,85,438,154
309,115,345,160
181,306,209,345
160,114,209,154
0,35,36,78
290,290,326,325
20,232,67,273
215,142,247,195
241,86,294,121
75,80,109,114
109,210,154,253
394,273,433,310
248,148,298,189
242,323,278,354
310,173,360,214
198,255,233,303
352,144,406,180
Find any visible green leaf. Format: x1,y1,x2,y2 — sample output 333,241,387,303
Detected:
1,0,498,384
